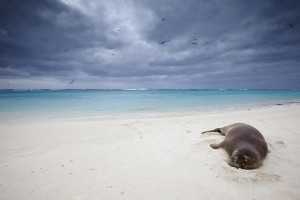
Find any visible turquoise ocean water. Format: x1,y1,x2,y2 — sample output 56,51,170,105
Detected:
1,90,300,121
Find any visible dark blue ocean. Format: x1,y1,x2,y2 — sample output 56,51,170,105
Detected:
1,90,300,120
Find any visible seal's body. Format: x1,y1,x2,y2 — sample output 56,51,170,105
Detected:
202,123,268,169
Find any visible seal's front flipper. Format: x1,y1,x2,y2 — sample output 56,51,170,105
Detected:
210,142,223,149
202,128,221,134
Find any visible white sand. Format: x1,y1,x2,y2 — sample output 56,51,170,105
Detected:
1,104,300,200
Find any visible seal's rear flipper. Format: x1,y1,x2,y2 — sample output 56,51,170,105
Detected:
202,128,221,134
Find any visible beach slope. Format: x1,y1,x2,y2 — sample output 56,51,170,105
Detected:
1,105,300,200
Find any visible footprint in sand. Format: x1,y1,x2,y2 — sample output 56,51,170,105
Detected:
251,171,281,183
275,140,287,148
223,167,281,183
268,140,287,150
123,123,143,138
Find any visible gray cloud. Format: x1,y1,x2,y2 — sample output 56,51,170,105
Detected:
0,0,300,89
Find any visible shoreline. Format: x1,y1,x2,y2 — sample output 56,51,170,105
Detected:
1,101,300,125
1,104,300,199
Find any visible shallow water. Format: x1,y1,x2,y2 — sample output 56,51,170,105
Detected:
1,89,300,120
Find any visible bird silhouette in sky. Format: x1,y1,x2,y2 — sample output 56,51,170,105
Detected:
69,79,75,84
162,18,165,21
288,23,294,28
275,24,282,31
159,41,166,45
192,42,197,45
64,49,68,53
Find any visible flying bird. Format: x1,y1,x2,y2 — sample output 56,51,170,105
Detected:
192,38,198,41
275,24,282,31
288,23,294,28
192,42,197,45
112,53,115,56
69,79,75,84
162,18,165,21
64,49,68,53
159,41,166,45
64,74,68,77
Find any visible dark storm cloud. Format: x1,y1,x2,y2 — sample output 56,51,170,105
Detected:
0,0,300,89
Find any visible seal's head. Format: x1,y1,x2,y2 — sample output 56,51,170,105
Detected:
229,148,261,169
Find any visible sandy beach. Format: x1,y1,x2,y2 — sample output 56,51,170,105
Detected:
1,104,300,200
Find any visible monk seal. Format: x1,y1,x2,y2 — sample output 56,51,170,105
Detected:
202,123,268,169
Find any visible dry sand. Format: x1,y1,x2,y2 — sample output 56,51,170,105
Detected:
1,104,300,200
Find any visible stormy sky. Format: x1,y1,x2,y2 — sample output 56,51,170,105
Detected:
0,0,300,89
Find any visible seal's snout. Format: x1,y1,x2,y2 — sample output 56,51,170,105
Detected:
230,148,259,169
